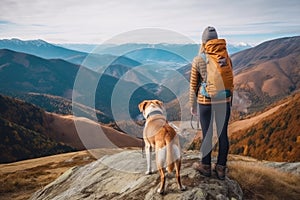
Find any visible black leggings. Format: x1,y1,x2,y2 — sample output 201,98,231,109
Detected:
199,102,230,166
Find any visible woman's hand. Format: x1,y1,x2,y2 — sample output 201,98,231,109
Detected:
190,106,197,116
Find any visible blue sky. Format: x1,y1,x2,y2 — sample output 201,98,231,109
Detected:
0,0,299,45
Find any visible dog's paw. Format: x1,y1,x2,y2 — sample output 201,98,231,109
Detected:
145,170,152,175
157,188,164,195
179,185,186,191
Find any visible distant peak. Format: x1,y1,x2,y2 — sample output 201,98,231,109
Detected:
228,42,253,48
0,38,51,47
10,38,21,41
27,39,49,47
237,42,252,47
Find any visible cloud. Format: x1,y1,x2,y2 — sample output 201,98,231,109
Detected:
0,0,299,44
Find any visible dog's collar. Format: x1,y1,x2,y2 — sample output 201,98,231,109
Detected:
146,110,163,119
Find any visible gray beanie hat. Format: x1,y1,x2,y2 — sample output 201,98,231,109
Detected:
202,26,218,44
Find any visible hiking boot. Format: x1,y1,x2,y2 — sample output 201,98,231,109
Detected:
214,164,227,180
192,162,211,177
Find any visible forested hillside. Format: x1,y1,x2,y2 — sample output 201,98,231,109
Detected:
0,94,75,163
230,92,300,162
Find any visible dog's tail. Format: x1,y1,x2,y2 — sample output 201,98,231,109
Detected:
166,126,180,173
166,140,175,173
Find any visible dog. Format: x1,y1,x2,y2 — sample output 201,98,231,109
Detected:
138,100,185,194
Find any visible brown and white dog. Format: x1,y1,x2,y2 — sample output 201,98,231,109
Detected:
138,100,185,194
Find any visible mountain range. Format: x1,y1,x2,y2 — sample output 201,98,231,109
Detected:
0,49,81,97
0,38,141,71
59,42,252,59
0,39,252,97
0,38,85,60
231,36,300,73
231,36,300,112
0,35,299,163
0,49,157,120
1,36,299,117
0,39,252,68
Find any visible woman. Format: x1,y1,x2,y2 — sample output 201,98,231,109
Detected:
189,26,233,180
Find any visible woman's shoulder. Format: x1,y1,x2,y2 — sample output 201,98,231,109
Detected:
192,55,206,66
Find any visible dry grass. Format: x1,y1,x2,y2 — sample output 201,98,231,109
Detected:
0,150,99,200
0,148,128,200
0,165,56,200
228,161,300,200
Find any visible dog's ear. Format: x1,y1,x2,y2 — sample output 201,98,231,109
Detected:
154,100,163,108
138,100,148,112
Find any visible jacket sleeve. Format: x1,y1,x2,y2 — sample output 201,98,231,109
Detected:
189,56,205,107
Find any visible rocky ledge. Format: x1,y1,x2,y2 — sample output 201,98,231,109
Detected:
30,150,243,200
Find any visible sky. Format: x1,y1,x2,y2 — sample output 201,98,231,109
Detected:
0,0,299,45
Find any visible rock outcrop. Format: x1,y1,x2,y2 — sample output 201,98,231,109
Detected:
30,150,243,200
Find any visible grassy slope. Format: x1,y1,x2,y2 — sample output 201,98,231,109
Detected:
228,155,300,200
